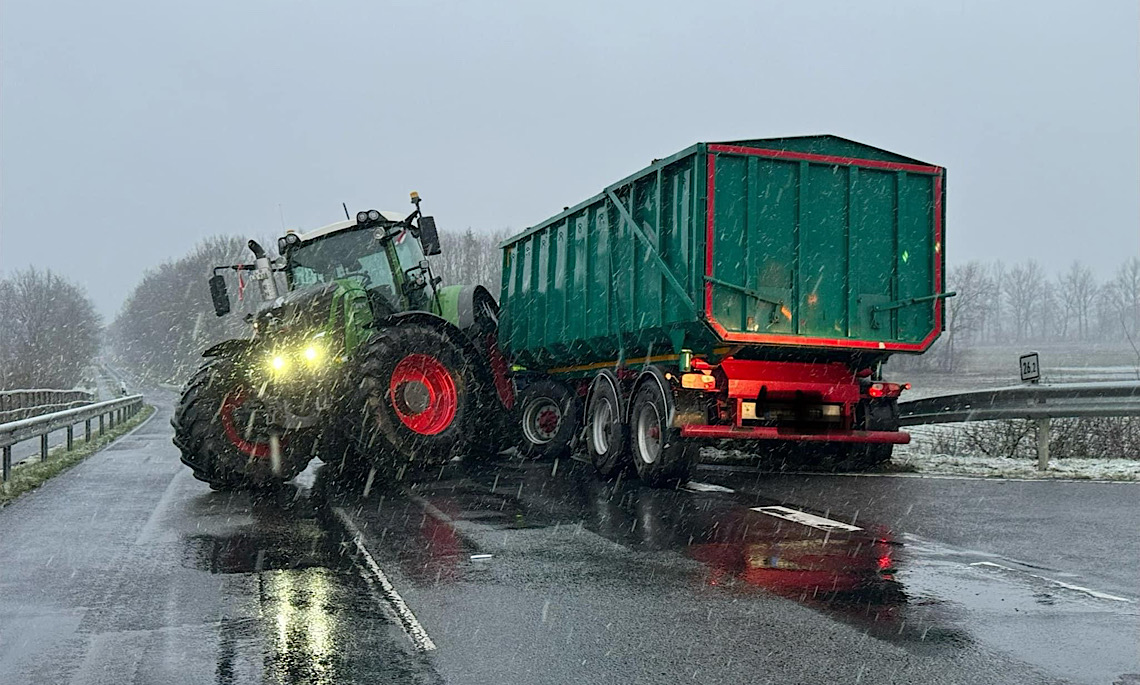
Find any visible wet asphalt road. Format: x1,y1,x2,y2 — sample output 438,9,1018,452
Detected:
1,392,1137,684
0,392,435,685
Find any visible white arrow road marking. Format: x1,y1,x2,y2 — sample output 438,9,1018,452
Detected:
751,505,862,532
681,481,735,493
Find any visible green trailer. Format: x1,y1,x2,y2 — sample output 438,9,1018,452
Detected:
500,135,950,485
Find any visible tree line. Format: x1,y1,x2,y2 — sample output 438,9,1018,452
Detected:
921,257,1140,372
0,268,101,390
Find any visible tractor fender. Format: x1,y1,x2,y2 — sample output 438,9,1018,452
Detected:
436,284,498,333
373,312,484,365
202,339,256,359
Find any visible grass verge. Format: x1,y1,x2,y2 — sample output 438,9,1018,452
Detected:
0,404,156,507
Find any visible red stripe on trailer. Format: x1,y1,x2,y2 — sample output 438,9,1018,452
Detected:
680,425,911,444
703,148,945,353
704,153,717,317
706,144,943,175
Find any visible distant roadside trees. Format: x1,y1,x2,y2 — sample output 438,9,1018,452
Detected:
431,228,510,298
0,268,101,390
908,256,1140,372
109,236,252,382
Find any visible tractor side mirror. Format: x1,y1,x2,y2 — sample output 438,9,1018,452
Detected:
419,216,442,256
209,274,231,316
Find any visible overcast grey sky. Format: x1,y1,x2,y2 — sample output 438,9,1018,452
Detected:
1,0,1137,318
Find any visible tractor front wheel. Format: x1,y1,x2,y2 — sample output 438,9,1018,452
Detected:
171,356,316,490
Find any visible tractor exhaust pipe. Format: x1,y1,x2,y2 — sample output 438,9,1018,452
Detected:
248,240,280,301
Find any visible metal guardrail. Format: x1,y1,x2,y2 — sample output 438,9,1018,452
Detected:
0,394,145,482
0,389,97,424
898,381,1140,470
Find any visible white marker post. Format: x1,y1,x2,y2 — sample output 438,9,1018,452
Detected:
1020,352,1050,471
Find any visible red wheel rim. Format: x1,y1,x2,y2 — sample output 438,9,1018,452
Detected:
388,353,458,435
219,389,281,458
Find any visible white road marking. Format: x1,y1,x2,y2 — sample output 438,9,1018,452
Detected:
752,505,862,532
333,507,437,651
681,481,735,493
469,554,493,560
969,561,1135,603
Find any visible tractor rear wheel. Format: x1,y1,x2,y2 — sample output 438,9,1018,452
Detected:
171,356,316,490
346,324,477,474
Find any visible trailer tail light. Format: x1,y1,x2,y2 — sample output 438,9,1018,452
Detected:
681,373,717,391
866,382,908,399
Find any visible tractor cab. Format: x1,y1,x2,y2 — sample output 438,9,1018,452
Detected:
278,201,443,316
207,193,443,320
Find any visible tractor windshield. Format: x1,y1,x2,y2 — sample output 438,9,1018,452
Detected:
286,228,398,303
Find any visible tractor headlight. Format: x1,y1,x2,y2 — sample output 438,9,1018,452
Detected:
268,354,290,375
301,343,326,365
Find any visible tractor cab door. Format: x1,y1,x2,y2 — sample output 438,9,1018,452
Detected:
391,229,438,312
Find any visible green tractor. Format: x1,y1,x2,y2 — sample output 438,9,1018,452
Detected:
171,193,514,489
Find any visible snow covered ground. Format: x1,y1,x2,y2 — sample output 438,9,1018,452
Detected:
892,450,1140,481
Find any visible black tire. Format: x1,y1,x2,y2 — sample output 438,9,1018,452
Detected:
171,356,316,490
835,399,898,470
345,324,478,472
516,380,579,460
585,371,629,478
628,371,698,487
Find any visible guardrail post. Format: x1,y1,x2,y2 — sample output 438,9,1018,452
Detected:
85,419,91,442
1036,417,1051,471
99,414,105,436
2,446,10,482
67,425,73,451
40,433,49,462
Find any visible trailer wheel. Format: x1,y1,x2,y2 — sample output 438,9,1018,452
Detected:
585,371,629,478
348,324,476,470
629,372,697,487
171,356,316,490
517,380,578,460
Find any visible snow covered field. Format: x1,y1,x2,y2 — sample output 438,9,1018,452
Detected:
891,450,1140,481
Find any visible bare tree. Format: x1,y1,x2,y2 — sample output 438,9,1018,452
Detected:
1113,257,1140,338
431,228,511,297
1002,260,1045,341
0,268,102,389
1058,261,1098,339
939,261,994,371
